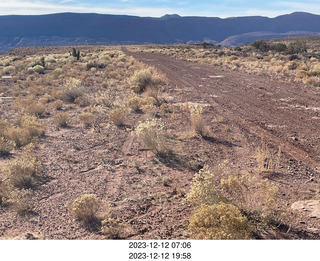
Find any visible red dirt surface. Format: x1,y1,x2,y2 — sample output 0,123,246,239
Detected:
0,46,319,240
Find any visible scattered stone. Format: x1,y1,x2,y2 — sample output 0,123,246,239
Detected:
291,200,320,218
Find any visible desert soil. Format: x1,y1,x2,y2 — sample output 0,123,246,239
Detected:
0,46,319,239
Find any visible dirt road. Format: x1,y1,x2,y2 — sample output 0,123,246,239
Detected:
125,48,320,171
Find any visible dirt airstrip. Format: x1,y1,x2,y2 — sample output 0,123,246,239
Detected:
0,46,319,239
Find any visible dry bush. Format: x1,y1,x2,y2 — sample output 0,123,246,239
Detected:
61,78,84,102
3,66,15,75
189,203,253,239
308,64,320,76
108,108,127,127
5,115,46,147
12,96,35,113
127,96,144,112
130,68,166,93
108,71,120,79
18,115,46,138
189,105,210,137
28,65,45,74
159,103,173,114
127,96,157,113
101,217,125,239
187,163,280,235
75,95,90,107
25,102,46,117
135,119,171,158
0,137,15,156
10,189,34,215
255,142,281,173
78,112,95,127
68,194,100,224
187,165,223,206
52,100,64,110
5,128,31,148
220,174,279,220
0,120,11,137
0,180,7,205
54,112,70,128
5,152,41,189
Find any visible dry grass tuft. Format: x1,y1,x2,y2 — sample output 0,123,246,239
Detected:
130,68,167,93
108,108,127,127
5,152,41,189
78,112,95,128
255,142,281,173
54,112,70,128
68,194,101,224
0,137,15,156
189,105,210,137
135,119,171,158
61,78,84,102
5,115,46,147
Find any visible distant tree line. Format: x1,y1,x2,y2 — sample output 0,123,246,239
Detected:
252,40,307,54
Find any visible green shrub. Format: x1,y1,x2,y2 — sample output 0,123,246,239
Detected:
285,41,307,54
252,40,270,52
272,43,287,52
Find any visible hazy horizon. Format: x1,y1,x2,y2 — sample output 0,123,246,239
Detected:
1,0,320,18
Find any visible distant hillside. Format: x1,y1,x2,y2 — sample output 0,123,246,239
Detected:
1,12,320,52
220,31,320,47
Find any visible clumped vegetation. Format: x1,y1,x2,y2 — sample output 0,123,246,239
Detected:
5,115,46,147
0,44,304,240
108,108,127,127
254,142,281,174
189,203,252,239
189,105,210,137
142,38,320,86
68,194,100,224
54,112,70,128
130,68,167,93
0,137,15,156
187,165,223,206
61,78,84,102
135,119,171,158
78,112,95,128
187,164,280,239
5,151,41,189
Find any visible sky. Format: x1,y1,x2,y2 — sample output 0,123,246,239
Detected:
1,0,320,18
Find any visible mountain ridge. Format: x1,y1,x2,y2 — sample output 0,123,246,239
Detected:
1,12,320,53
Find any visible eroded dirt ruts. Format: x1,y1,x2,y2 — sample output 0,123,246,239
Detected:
1,46,320,240
125,48,320,171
